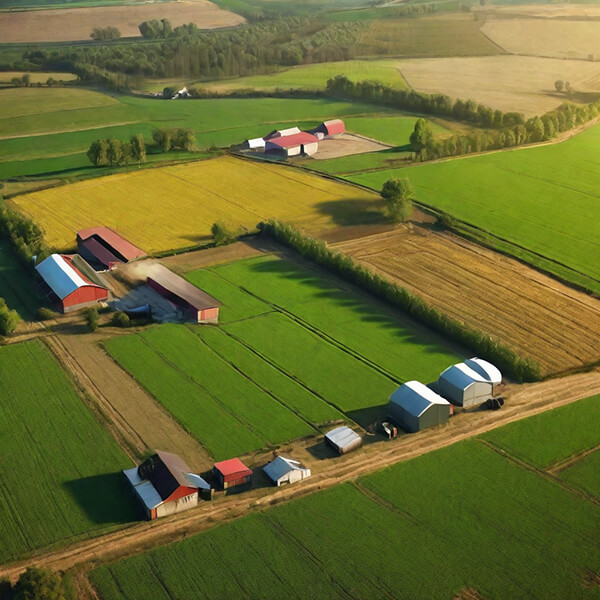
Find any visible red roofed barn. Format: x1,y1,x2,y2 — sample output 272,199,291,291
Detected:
213,458,253,490
265,132,319,157
77,226,146,270
35,254,108,312
315,119,345,137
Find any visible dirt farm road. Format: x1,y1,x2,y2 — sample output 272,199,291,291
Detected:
2,368,599,583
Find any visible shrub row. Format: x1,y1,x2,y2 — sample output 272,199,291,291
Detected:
258,219,541,383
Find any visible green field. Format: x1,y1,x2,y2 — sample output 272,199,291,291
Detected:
0,88,402,179
561,449,600,500
0,340,135,563
90,400,600,600
347,124,600,291
106,254,460,458
483,394,600,469
184,60,408,94
0,241,41,319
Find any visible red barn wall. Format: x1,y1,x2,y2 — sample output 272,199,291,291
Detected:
62,286,108,312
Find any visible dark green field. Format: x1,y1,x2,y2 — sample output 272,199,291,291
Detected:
0,241,41,319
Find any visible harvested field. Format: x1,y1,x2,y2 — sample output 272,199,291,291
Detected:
481,18,600,61
0,71,77,85
335,227,600,375
398,55,600,116
0,0,244,43
10,156,381,253
310,133,391,160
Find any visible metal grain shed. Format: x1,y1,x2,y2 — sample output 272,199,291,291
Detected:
389,381,451,433
325,426,362,455
438,358,502,408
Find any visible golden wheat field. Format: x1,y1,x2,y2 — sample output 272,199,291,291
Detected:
10,156,378,253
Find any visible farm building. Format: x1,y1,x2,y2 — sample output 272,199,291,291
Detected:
77,226,146,271
146,264,221,323
438,358,502,408
244,137,266,151
265,132,319,158
263,456,311,487
123,450,211,520
263,127,302,140
213,458,253,490
389,381,451,433
35,253,108,313
313,119,345,137
325,426,362,455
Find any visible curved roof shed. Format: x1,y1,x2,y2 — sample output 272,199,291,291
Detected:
438,358,501,408
389,381,451,433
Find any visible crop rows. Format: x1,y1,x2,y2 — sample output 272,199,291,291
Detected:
0,340,134,563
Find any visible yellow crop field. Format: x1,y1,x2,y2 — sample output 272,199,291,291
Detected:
10,156,379,254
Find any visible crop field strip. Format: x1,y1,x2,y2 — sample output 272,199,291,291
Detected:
0,339,135,564
89,399,600,600
334,229,600,375
9,155,382,253
347,122,600,293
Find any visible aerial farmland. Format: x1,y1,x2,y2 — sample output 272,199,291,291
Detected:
0,0,599,597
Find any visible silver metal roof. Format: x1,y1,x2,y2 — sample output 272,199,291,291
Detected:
263,456,310,483
325,426,361,449
124,468,164,510
185,473,211,490
465,358,502,383
389,381,450,417
35,254,88,300
247,137,265,148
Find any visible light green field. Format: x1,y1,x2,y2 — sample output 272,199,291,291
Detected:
483,394,600,469
0,89,401,179
182,60,407,93
347,123,600,291
90,404,600,600
0,340,135,564
344,115,448,146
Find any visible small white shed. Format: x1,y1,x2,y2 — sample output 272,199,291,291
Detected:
438,357,502,408
325,426,362,455
263,456,311,486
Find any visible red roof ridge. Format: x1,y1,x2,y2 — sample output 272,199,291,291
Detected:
266,132,319,148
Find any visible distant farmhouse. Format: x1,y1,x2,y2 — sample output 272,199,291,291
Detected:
124,450,211,520
146,263,221,323
35,253,108,313
77,226,146,271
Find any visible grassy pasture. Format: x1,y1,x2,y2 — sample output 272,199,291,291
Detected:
0,91,400,178
347,124,600,291
343,115,448,146
483,394,600,469
10,155,381,253
0,340,135,564
90,410,600,600
0,242,41,319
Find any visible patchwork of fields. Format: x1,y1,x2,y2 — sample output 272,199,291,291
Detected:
335,228,600,375
9,156,380,253
0,340,135,564
89,396,600,600
105,255,461,459
347,123,600,293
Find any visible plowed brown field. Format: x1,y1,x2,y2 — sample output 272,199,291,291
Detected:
335,227,600,375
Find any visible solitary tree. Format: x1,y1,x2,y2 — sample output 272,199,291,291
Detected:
13,566,66,600
409,118,433,154
381,178,414,223
554,79,564,92
211,221,240,246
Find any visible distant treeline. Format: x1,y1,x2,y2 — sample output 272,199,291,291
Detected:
259,219,541,383
326,75,600,160
19,18,363,89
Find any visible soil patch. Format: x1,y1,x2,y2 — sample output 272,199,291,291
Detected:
311,133,392,161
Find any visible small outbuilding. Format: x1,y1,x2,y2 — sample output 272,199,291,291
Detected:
146,264,221,323
325,426,362,455
244,137,266,151
265,132,319,157
438,358,502,408
77,226,146,271
389,381,451,433
314,119,345,137
123,450,211,520
213,458,253,490
263,456,311,487
35,253,108,313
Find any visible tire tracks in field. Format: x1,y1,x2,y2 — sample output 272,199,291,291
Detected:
1,368,599,583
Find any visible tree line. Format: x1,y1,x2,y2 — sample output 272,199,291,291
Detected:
259,219,541,383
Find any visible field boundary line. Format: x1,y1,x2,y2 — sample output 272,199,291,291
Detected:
547,443,600,476
477,438,600,508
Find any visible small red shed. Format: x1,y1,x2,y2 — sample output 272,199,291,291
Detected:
213,458,253,490
314,119,345,137
35,254,108,313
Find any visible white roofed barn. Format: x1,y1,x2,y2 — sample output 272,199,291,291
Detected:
389,381,451,433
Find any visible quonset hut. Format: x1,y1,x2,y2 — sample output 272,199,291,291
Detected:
438,358,502,408
123,450,211,520
263,456,311,487
389,381,451,433
77,226,146,271
146,264,221,323
325,426,362,455
35,254,108,313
